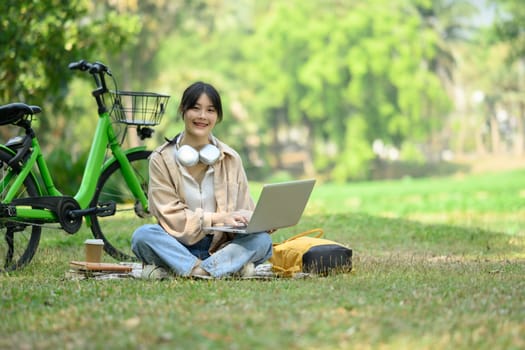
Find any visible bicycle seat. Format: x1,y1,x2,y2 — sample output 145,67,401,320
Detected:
0,103,41,125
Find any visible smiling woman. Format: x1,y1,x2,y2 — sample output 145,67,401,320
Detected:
131,82,273,279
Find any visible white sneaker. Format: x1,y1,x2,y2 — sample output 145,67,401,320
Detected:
254,263,274,278
141,265,169,280
189,265,213,279
239,262,255,278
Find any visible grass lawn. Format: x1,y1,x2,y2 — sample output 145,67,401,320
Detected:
1,169,524,349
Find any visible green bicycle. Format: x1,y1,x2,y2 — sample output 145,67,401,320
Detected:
0,60,169,272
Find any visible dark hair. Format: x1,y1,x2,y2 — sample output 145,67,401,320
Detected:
178,81,223,123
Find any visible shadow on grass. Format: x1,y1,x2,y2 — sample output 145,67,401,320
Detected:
12,211,524,278
284,212,525,260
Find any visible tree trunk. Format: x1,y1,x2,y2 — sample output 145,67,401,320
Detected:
489,111,500,154
516,101,525,156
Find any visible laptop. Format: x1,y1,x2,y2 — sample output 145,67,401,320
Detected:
203,179,316,234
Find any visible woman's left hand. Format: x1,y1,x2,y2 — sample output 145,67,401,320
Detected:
231,210,252,226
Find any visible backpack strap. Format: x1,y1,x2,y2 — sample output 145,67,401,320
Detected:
281,228,324,243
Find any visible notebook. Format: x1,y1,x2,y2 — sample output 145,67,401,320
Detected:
203,179,316,234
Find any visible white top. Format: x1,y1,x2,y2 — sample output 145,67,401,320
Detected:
178,164,216,213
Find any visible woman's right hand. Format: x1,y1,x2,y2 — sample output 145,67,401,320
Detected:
212,210,252,227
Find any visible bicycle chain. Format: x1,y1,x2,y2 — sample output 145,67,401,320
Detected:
2,208,130,232
3,218,63,231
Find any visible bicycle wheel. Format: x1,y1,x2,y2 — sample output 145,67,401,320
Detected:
0,148,42,272
90,150,155,261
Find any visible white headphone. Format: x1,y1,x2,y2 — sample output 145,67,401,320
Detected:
174,133,221,167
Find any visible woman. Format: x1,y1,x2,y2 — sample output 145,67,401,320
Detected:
131,81,273,279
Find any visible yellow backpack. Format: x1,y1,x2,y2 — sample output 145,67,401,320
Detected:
269,228,352,277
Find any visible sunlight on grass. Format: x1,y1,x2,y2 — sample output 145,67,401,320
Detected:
306,170,525,239
407,210,525,236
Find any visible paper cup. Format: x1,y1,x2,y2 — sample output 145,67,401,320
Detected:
85,239,104,263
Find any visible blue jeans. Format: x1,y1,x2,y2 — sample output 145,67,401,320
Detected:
131,224,273,278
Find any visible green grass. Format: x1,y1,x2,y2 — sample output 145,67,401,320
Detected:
1,169,524,349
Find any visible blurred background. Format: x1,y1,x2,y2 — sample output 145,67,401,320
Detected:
1,0,524,191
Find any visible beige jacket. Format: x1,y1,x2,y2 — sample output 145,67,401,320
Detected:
148,139,255,253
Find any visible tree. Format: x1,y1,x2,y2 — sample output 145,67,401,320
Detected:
413,0,478,158
493,0,525,60
150,0,461,181
0,0,140,148
232,0,453,181
491,0,525,154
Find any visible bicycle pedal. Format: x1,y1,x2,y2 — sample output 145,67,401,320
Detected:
97,202,116,217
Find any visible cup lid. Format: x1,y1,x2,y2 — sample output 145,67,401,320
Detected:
84,239,104,245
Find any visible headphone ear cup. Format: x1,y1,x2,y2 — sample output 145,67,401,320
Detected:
176,144,199,166
199,144,221,165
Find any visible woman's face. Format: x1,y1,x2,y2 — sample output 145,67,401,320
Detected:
183,93,218,141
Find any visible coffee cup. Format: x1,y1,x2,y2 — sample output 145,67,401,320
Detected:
84,239,104,263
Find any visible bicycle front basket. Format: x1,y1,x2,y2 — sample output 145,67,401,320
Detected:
110,91,170,126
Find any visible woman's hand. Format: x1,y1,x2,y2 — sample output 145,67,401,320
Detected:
212,210,253,227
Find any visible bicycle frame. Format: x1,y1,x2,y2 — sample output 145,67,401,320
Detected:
0,60,169,270
0,101,149,226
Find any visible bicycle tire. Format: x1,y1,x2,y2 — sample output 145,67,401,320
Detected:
89,150,155,261
0,148,42,272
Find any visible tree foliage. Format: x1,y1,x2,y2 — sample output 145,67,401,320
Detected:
0,0,139,108
493,0,525,61
0,0,140,147
149,0,459,180
2,0,522,184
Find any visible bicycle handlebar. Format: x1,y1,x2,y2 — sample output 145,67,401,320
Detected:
68,60,112,76
69,59,113,113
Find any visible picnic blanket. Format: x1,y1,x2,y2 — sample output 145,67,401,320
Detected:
65,262,310,280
